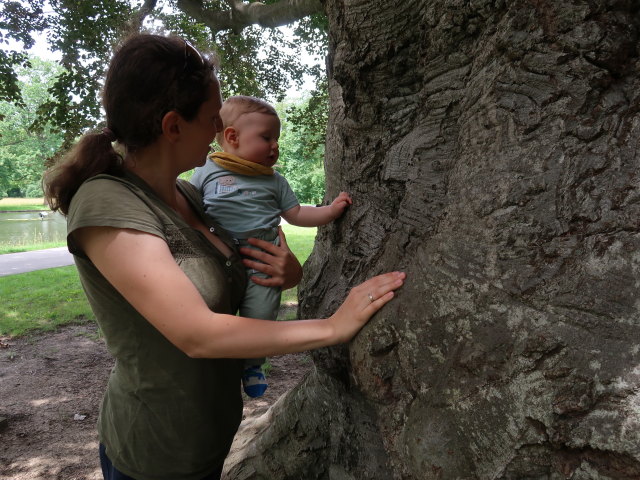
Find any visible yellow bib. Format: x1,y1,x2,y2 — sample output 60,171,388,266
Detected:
209,152,273,176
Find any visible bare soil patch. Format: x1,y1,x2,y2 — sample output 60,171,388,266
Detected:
0,319,312,480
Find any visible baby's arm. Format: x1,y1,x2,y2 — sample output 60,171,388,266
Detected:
282,192,352,227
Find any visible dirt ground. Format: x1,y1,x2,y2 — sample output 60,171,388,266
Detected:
0,318,312,480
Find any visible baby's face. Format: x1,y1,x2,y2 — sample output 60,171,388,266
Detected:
234,112,280,168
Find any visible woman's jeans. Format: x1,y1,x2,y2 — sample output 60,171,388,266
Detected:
99,444,223,480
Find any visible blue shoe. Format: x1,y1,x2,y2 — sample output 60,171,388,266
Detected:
243,365,268,398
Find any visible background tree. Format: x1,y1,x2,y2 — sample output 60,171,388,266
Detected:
277,93,327,204
0,56,64,198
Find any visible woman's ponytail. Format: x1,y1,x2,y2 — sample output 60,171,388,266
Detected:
44,131,123,215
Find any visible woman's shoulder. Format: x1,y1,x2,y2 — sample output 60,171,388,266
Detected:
74,173,141,199
69,174,159,224
68,173,168,243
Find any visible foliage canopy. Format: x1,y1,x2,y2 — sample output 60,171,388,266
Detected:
0,56,64,197
0,0,327,158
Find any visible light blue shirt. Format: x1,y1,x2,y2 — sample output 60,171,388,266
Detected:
191,159,299,238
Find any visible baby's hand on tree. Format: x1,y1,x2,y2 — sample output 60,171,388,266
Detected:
330,192,353,218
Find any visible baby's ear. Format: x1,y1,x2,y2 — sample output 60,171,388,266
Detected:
223,126,239,147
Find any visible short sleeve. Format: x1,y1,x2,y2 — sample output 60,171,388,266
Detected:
190,165,205,193
276,172,299,213
67,176,167,256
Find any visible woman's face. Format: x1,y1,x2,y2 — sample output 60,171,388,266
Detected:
181,78,223,169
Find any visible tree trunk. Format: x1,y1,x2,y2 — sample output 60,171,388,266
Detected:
225,1,640,478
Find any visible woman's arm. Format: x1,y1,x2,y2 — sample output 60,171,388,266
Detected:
74,226,405,359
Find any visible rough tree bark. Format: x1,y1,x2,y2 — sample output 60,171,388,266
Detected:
225,1,640,478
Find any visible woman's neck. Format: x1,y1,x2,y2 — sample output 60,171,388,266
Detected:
125,148,181,210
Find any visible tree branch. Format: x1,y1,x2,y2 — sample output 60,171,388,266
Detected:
176,0,322,33
126,0,159,33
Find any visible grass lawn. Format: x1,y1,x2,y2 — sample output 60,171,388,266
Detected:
281,225,316,308
281,224,315,265
0,224,318,337
0,198,45,205
0,198,47,211
0,266,94,337
0,205,49,211
0,241,67,255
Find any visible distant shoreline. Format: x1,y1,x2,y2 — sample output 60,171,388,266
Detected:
0,209,50,213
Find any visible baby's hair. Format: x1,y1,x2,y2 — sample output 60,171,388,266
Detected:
216,96,278,144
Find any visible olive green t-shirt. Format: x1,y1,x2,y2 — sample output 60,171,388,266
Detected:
67,172,247,480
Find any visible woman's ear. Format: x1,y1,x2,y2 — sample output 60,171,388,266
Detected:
161,111,182,142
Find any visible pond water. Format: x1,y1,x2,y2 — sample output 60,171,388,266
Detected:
0,210,67,246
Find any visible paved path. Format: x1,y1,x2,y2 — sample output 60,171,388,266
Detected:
0,247,74,277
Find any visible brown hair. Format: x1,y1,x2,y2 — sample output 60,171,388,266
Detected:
215,95,278,145
44,34,218,214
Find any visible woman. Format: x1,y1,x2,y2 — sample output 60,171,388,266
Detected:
45,34,405,480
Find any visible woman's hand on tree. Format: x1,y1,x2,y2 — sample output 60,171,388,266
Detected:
329,271,406,343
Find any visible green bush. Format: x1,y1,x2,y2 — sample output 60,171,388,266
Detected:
24,181,44,198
